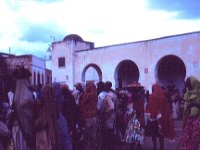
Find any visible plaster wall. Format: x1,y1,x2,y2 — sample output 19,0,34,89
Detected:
5,55,50,86
73,41,94,51
52,42,72,84
51,31,200,90
52,40,94,85
74,32,200,90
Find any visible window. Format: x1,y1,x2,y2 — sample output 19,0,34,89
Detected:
58,57,65,67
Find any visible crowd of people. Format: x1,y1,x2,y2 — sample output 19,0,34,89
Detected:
0,65,200,150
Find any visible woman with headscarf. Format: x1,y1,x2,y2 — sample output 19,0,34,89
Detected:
11,65,36,150
96,81,107,150
73,82,85,105
34,85,59,150
181,76,200,150
61,85,85,150
52,82,72,150
146,84,175,150
79,82,98,150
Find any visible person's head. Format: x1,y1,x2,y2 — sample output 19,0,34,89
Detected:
86,82,97,93
52,82,64,112
74,82,85,93
146,90,149,96
61,84,73,99
97,81,105,94
185,77,192,91
185,76,200,91
151,84,165,96
13,64,31,80
105,81,112,92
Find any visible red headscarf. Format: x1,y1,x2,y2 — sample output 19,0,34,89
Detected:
146,84,175,140
80,82,98,118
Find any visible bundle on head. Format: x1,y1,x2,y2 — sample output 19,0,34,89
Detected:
13,64,31,79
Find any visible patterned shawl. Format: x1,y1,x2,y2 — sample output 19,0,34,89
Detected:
13,79,36,148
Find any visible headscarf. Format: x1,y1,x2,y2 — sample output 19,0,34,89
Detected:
61,85,77,131
74,82,86,93
34,85,59,149
13,79,36,148
146,84,175,140
80,82,98,118
72,90,82,105
183,76,200,120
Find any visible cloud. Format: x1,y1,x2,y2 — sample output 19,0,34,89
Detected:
146,0,200,19
19,23,65,43
35,0,63,3
9,40,49,58
1,0,200,59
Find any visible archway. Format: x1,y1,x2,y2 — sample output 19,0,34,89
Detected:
155,55,186,95
115,60,139,89
82,64,102,84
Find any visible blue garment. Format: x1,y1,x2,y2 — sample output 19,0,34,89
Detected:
52,82,65,104
57,113,72,150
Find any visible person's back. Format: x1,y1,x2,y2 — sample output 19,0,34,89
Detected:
61,85,85,149
97,81,107,112
35,85,59,150
53,82,73,150
11,65,36,150
101,81,118,150
146,84,175,150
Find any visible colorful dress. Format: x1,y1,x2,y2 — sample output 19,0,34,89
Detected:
181,76,200,150
124,112,144,145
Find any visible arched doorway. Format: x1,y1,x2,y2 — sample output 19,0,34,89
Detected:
82,64,102,84
115,60,139,89
155,55,186,95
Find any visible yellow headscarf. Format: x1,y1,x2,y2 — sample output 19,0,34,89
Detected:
183,76,200,120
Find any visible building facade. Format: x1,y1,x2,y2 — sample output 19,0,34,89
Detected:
51,32,200,94
0,52,11,102
5,54,52,87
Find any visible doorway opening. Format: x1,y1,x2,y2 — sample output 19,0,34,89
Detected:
155,55,186,95
115,60,139,89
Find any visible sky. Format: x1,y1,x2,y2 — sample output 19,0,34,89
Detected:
0,0,200,58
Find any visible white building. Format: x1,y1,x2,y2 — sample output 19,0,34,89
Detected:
5,54,52,86
51,34,94,86
50,32,200,93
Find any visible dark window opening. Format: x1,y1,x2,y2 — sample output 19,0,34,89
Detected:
58,57,65,67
